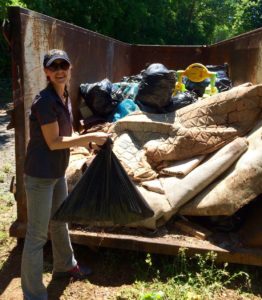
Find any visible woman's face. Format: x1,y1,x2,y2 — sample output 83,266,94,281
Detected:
44,59,71,86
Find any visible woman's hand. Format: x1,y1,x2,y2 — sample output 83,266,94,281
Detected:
87,132,111,146
41,121,111,150
86,132,111,150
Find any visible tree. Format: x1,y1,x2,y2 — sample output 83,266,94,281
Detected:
0,0,26,82
233,0,262,35
19,0,238,45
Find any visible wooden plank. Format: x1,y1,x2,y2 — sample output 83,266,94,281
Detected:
9,221,262,266
172,219,212,240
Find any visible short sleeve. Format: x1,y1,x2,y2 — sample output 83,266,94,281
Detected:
33,96,57,125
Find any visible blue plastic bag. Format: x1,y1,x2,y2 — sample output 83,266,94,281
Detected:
108,99,139,122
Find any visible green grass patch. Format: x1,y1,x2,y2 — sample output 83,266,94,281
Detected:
0,230,8,241
0,192,14,207
116,249,252,300
2,163,13,174
0,171,5,183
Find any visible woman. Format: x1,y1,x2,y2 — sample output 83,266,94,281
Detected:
21,49,110,300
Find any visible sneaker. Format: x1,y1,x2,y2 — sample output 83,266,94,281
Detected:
52,264,92,280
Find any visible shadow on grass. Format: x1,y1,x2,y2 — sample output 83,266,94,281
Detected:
46,243,139,299
0,242,23,296
0,78,12,104
0,103,14,149
0,242,76,299
0,233,142,298
0,132,13,146
47,277,71,300
45,244,138,299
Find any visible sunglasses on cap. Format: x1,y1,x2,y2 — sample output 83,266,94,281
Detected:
47,61,70,72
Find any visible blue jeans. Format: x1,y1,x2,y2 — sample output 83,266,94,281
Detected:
21,175,77,300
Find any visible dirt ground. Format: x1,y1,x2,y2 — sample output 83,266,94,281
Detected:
0,103,262,300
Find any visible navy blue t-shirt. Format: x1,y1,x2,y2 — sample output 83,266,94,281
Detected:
24,84,73,178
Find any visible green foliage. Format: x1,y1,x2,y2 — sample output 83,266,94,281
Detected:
0,0,26,19
116,249,252,300
10,0,247,45
233,0,262,35
0,0,260,72
208,0,238,43
140,290,165,300
0,0,27,84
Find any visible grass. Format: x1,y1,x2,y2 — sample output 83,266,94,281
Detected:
115,249,254,300
2,163,13,174
0,192,14,207
0,190,16,272
0,230,8,241
0,161,15,211
0,172,5,183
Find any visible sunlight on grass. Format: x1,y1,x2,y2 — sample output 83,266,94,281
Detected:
3,163,13,174
116,249,252,300
0,172,5,183
0,192,14,208
0,230,8,241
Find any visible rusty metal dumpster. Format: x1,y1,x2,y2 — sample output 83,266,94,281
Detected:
4,6,262,266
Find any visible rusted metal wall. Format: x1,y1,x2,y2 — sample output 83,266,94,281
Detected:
207,28,262,85
7,7,262,237
130,44,209,74
7,8,27,224
130,28,262,86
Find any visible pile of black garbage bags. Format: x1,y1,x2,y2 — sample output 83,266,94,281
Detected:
79,62,232,129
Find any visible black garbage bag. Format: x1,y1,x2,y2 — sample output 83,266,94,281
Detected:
82,115,107,131
169,91,198,111
184,77,209,97
135,100,163,114
135,63,176,109
53,139,154,226
206,63,232,92
121,74,142,83
80,79,119,117
136,90,197,114
185,63,232,97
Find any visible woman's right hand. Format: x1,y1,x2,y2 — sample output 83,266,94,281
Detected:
86,132,111,146
40,121,112,151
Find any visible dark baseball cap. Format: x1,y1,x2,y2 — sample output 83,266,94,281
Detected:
43,49,71,67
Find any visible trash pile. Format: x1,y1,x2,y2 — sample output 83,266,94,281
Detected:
78,62,232,127
60,62,262,243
